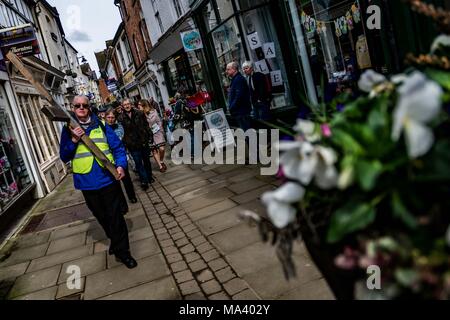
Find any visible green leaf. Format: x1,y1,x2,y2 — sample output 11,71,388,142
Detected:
425,68,450,91
327,201,376,243
331,129,365,155
395,269,420,288
356,160,383,191
391,192,418,230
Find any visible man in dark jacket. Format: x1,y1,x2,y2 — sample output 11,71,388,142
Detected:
226,62,252,131
60,95,137,269
242,61,272,121
118,98,154,190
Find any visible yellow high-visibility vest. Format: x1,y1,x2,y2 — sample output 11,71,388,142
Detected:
72,126,115,174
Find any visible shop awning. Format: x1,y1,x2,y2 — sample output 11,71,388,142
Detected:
148,11,194,65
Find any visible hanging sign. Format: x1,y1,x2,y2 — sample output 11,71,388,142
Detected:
181,29,203,52
247,32,262,50
270,70,283,86
263,42,276,59
0,24,40,58
255,60,270,75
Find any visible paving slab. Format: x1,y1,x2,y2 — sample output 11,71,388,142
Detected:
13,286,58,300
0,261,29,282
84,254,170,300
58,252,106,284
99,276,180,300
107,237,160,268
181,189,235,212
8,265,61,299
277,278,335,300
197,207,245,236
0,243,49,268
47,233,87,255
209,223,261,255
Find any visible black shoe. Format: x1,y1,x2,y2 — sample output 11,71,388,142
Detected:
118,255,138,269
149,178,155,184
141,183,149,191
130,198,137,204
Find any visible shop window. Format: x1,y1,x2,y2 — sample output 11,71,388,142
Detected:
241,6,293,109
290,0,373,100
211,17,246,100
0,89,32,212
203,2,219,31
215,0,234,21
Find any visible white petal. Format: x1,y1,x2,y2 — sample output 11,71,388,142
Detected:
297,144,318,185
358,70,387,93
316,146,337,166
431,34,450,53
392,101,407,142
277,140,303,151
294,119,316,135
397,72,442,124
271,182,305,203
404,119,434,158
391,74,408,84
267,201,297,229
315,164,339,190
280,150,301,181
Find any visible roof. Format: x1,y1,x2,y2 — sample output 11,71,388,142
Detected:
64,38,78,54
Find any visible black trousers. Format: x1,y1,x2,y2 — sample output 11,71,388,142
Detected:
82,182,130,257
121,167,136,201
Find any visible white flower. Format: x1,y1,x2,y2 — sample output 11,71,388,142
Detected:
279,141,338,189
358,70,387,94
392,71,443,158
293,119,321,142
431,34,450,53
261,183,305,229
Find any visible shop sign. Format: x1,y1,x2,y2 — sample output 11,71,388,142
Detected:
255,60,270,75
263,43,276,59
123,70,135,87
247,32,262,50
270,70,283,86
181,29,203,52
0,24,40,58
204,109,235,151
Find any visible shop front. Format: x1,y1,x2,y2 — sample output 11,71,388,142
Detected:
191,0,296,113
0,82,34,216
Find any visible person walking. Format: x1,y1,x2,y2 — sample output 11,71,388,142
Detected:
139,99,167,173
242,61,272,122
226,62,252,131
60,95,137,269
118,98,154,191
105,108,137,204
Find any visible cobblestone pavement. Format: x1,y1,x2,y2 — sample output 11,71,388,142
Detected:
0,161,334,300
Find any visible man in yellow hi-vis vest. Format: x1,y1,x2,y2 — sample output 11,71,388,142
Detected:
60,96,137,269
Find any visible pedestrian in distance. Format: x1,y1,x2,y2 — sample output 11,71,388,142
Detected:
140,99,168,173
59,95,137,269
105,108,138,204
118,98,155,191
242,61,272,122
226,61,252,131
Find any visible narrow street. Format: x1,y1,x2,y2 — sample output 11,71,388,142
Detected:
0,161,334,300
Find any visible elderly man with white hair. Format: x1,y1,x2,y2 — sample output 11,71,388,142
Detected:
242,61,272,122
226,61,252,131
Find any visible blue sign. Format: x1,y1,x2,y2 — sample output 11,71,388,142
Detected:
180,29,203,52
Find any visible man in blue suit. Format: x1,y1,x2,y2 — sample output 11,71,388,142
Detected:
226,62,252,131
60,95,137,269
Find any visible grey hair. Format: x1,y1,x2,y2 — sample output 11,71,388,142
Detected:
73,95,89,104
242,61,253,69
227,61,239,71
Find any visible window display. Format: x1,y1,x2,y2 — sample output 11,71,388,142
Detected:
0,87,32,212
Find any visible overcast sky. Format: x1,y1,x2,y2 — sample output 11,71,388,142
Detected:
47,0,122,74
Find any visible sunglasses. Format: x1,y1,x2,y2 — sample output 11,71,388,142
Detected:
73,104,89,109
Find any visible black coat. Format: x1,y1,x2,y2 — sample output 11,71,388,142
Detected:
248,72,272,104
228,72,252,116
118,109,153,151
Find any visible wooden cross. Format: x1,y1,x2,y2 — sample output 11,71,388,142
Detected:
6,51,120,179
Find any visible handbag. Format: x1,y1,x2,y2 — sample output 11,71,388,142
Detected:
151,123,161,134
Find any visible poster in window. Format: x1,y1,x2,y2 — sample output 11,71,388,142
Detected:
247,32,262,50
263,43,276,59
270,70,283,86
180,29,203,52
255,60,270,75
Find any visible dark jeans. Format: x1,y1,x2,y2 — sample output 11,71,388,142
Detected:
121,167,136,201
252,102,271,122
130,147,153,185
233,114,252,131
82,182,130,258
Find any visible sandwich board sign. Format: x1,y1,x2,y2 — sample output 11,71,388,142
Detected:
0,24,40,58
204,109,235,151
